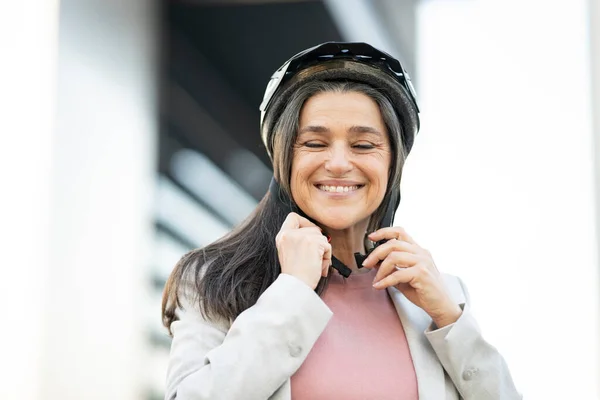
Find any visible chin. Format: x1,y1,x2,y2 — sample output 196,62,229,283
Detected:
311,210,365,231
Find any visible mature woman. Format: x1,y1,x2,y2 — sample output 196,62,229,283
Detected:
161,42,521,400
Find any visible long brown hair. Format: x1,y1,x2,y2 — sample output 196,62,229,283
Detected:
161,80,407,333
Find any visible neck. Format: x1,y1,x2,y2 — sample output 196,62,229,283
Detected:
324,219,370,275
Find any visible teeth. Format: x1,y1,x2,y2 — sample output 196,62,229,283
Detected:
317,185,360,193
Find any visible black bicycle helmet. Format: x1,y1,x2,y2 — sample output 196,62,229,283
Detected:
261,42,420,156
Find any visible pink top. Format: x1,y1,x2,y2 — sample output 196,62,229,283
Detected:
290,267,419,400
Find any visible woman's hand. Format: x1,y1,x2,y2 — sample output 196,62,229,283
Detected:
362,227,462,328
276,212,332,290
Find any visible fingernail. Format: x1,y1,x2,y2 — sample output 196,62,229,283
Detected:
372,281,382,288
361,257,368,266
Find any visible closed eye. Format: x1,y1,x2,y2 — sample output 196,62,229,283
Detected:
353,144,375,150
303,142,326,148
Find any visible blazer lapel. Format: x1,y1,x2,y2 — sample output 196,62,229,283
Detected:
387,287,446,399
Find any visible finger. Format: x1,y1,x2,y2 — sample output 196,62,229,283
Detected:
280,212,320,231
276,228,320,251
368,227,418,245
298,226,325,236
373,266,418,290
373,251,420,283
321,240,332,265
362,239,419,268
321,241,332,277
295,213,320,229
321,261,330,277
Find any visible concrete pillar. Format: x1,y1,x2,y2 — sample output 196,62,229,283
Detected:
589,0,600,395
43,0,158,399
0,2,59,399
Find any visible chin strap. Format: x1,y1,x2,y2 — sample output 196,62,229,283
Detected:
269,177,400,278
353,190,400,271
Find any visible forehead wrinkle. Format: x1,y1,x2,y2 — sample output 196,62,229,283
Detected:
347,125,384,137
297,125,330,137
298,124,384,138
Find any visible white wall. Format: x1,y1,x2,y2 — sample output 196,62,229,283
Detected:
589,0,600,394
0,1,158,399
400,0,599,398
41,1,158,399
0,2,59,400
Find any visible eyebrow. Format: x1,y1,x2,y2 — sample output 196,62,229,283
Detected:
298,125,383,136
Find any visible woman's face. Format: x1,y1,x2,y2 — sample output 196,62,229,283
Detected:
290,91,392,231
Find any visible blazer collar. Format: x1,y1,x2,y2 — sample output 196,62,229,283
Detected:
387,286,446,399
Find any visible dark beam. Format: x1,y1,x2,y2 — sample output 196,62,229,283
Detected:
175,0,318,6
168,29,268,165
163,81,270,200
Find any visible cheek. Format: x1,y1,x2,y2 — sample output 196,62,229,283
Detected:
290,153,302,181
290,152,314,198
374,171,389,199
292,150,321,175
289,165,303,198
367,154,392,191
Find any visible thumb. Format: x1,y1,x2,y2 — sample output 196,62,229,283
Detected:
321,260,330,277
321,242,332,277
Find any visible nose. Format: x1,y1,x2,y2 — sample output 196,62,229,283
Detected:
324,143,353,175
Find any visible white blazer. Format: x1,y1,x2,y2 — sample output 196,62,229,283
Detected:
164,273,521,400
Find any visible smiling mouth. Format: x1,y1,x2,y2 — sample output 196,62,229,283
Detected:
315,184,364,193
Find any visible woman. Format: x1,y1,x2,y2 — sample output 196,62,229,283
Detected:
161,42,521,400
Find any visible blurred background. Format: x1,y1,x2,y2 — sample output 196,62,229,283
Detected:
2,0,599,399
